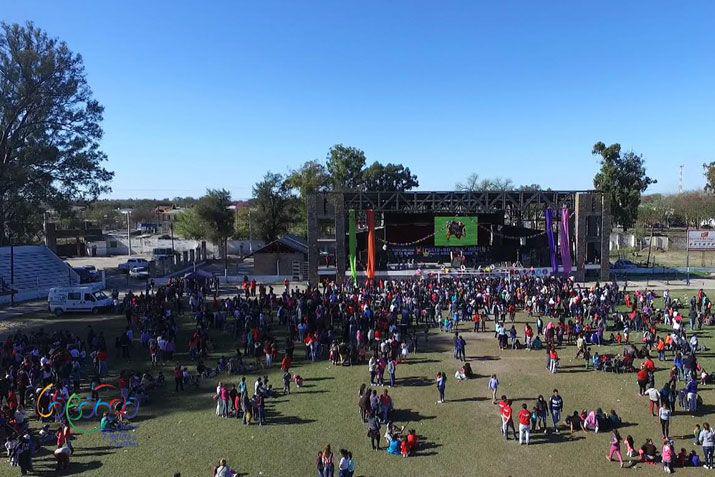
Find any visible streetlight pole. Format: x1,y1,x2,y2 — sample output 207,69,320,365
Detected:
119,209,133,256
126,211,132,256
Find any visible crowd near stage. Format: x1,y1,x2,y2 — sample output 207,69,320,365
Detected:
306,190,612,285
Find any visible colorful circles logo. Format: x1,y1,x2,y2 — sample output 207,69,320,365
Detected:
36,383,141,434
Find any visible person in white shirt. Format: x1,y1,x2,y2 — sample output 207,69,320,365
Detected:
214,458,235,477
659,403,671,438
644,386,660,416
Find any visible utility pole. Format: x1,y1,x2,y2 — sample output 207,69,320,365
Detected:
248,209,253,254
679,164,685,193
120,209,133,256
170,221,175,253
127,211,132,256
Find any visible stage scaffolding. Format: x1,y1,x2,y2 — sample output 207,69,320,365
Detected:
306,190,611,285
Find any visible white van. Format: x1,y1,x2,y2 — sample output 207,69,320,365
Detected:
48,287,113,316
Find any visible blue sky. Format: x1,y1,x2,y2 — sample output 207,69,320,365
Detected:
4,1,714,199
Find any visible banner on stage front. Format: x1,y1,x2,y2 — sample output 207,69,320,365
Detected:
434,216,478,247
688,230,715,251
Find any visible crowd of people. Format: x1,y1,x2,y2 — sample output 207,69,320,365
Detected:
2,267,715,474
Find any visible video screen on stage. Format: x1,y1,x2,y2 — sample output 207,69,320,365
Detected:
434,216,478,247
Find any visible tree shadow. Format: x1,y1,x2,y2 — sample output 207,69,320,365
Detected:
472,355,500,361
307,377,335,381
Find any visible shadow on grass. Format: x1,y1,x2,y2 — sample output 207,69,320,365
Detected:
558,366,591,374
392,408,436,423
449,396,489,403
526,433,585,446
265,403,317,426
32,459,103,476
472,355,500,361
396,376,432,387
414,440,442,457
407,358,441,364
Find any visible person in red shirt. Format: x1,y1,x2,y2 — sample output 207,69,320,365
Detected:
637,366,649,395
501,399,517,440
549,348,559,374
174,364,184,392
518,403,532,445
643,357,656,372
497,395,507,415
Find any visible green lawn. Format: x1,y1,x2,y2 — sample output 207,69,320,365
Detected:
12,290,715,476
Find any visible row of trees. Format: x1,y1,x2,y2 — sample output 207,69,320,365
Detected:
639,192,715,229
248,144,420,242
154,145,421,247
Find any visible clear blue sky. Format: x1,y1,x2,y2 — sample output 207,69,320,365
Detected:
4,1,714,199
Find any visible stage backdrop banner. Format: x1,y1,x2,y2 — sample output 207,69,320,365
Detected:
545,208,558,274
366,210,376,281
559,207,573,276
434,216,478,247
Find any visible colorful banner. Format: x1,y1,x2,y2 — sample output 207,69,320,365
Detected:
560,207,573,276
348,209,357,285
434,216,478,247
366,209,376,282
545,208,558,274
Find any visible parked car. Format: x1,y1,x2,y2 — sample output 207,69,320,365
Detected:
118,258,150,272
129,267,150,279
48,287,112,316
73,266,99,284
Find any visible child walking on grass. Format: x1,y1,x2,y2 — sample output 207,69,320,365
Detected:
489,374,499,404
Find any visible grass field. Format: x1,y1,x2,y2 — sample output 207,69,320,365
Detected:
10,290,715,476
611,248,715,269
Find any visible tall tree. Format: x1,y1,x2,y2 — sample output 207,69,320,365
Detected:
284,160,329,238
703,162,715,193
285,160,329,198
174,207,205,240
194,189,234,258
0,22,113,244
325,144,366,191
455,174,515,191
362,162,419,191
252,172,295,242
592,141,655,230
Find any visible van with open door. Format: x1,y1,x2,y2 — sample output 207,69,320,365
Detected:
48,286,113,316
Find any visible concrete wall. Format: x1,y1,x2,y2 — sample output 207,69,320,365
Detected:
610,232,637,251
